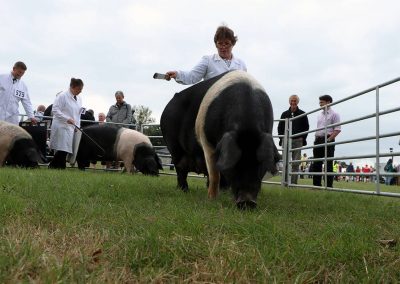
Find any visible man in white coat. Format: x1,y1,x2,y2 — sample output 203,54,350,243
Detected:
0,61,38,125
49,78,84,169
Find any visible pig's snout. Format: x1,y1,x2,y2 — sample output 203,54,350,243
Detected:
236,195,257,210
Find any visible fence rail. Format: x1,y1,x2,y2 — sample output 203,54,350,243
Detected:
17,76,400,198
283,76,400,197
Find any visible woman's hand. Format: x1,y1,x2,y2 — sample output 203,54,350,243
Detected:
165,71,177,81
67,118,75,125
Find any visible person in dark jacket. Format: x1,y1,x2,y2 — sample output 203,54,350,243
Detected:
346,162,355,181
277,94,309,184
384,158,396,185
105,91,132,169
106,91,132,128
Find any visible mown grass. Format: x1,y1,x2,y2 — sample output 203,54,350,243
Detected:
0,167,400,283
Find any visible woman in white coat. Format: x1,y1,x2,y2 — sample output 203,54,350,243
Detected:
49,78,84,169
165,25,247,85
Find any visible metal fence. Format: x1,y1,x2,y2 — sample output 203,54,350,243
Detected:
280,76,400,197
17,77,400,197
142,77,400,197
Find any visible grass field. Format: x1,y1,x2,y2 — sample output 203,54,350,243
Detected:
1,167,400,282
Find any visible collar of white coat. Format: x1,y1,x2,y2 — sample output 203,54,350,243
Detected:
213,53,236,62
68,89,77,101
9,73,19,83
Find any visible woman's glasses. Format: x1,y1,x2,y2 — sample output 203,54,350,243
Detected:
216,41,232,48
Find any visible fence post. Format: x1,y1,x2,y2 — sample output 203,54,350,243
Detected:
281,118,289,187
375,86,381,194
323,105,328,189
287,117,293,186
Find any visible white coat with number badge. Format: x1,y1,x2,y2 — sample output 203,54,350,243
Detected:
0,73,35,124
49,90,83,153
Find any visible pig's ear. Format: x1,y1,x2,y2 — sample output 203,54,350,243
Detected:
216,132,242,171
257,133,281,175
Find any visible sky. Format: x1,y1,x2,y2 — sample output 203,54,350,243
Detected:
1,0,399,167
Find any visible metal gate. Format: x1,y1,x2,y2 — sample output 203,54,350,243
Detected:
279,77,400,197
146,77,400,197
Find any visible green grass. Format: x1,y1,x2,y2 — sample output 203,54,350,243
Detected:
1,168,400,282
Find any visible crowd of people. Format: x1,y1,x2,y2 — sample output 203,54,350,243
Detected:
0,25,397,184
292,157,399,186
0,60,136,170
1,25,242,171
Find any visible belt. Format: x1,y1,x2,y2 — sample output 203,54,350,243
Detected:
315,135,334,142
315,137,324,143
315,134,332,139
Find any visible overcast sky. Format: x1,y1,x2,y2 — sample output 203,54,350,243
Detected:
1,0,399,167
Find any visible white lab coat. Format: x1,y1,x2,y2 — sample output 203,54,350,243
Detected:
49,89,82,153
0,73,35,124
175,54,247,85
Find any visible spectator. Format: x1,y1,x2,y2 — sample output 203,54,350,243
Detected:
361,164,371,182
0,61,38,125
300,153,308,179
369,165,376,183
355,166,361,182
106,91,132,128
98,112,106,124
346,162,355,182
277,94,309,184
333,161,339,181
384,158,396,185
106,91,132,169
130,109,136,129
165,25,247,85
34,105,46,121
312,95,341,188
48,78,84,169
307,157,314,178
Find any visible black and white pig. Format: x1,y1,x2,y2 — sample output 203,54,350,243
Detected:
160,70,280,209
76,125,162,175
0,120,43,168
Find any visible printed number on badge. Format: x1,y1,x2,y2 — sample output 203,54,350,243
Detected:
14,90,25,98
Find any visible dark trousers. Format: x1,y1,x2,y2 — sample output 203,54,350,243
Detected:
49,151,68,169
313,137,335,187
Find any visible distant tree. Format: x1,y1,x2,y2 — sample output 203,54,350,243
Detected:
142,124,164,147
132,105,156,130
